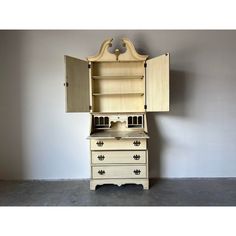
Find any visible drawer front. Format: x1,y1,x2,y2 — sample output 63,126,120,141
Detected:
92,151,146,164
90,139,146,150
92,165,146,179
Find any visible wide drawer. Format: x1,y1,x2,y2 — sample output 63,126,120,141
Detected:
92,165,147,179
90,139,146,150
92,151,146,164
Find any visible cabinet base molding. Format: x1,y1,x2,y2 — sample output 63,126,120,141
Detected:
90,178,149,190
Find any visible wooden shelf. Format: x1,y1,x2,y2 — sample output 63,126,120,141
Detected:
92,75,143,80
93,92,144,96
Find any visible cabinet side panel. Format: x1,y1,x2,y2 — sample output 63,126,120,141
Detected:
65,56,89,112
146,54,169,112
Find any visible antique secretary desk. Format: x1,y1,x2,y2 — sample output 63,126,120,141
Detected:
64,38,169,190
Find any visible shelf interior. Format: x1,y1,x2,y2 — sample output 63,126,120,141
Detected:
91,61,145,112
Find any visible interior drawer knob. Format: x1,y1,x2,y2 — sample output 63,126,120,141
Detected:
96,141,104,147
133,155,140,160
98,170,105,175
97,155,105,161
133,169,141,175
133,140,141,146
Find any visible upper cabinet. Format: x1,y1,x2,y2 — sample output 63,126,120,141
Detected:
64,38,169,113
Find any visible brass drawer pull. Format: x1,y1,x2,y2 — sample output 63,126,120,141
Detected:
96,141,104,147
97,155,105,161
133,140,141,146
133,169,141,175
98,170,105,175
133,155,140,160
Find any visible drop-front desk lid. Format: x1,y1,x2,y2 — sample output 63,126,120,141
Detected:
88,131,149,140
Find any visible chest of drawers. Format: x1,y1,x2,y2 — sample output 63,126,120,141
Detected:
89,138,149,190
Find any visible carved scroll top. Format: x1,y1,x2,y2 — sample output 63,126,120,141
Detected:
87,38,148,62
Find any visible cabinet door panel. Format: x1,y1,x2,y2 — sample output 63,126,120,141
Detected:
146,53,169,112
65,56,89,112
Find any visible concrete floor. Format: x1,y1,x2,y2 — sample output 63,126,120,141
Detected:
0,178,236,206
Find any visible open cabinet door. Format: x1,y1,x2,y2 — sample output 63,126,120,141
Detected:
64,56,90,112
146,53,169,112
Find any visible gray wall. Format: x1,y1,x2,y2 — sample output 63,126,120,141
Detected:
1,30,236,180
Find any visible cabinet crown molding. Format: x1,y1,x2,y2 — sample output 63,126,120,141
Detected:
87,38,148,62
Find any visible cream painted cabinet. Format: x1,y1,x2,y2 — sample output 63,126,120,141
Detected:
64,38,169,190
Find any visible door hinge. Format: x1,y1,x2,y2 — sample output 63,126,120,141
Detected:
89,105,92,110
64,82,69,87
144,105,147,109
144,62,147,68
88,64,91,69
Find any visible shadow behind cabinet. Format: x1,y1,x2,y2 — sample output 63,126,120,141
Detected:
64,38,169,190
